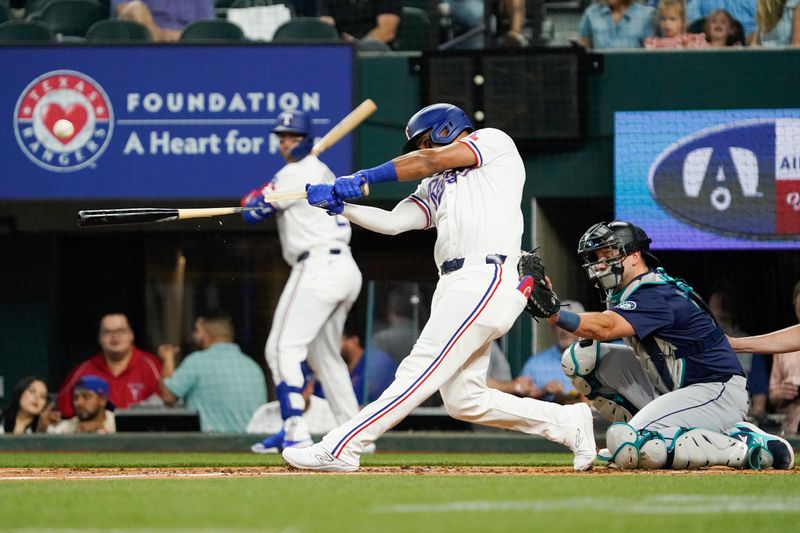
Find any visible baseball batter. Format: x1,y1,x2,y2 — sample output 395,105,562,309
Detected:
242,110,362,453
282,103,597,472
550,221,794,470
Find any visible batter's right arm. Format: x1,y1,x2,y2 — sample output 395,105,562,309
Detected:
341,200,428,235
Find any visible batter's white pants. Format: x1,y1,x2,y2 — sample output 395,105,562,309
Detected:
320,262,591,464
265,250,362,426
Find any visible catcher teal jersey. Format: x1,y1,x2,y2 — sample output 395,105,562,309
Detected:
609,270,745,387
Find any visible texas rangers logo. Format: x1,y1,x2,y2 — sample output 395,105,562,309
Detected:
14,70,113,172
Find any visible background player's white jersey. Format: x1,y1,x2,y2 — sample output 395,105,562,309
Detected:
408,128,525,267
269,156,352,265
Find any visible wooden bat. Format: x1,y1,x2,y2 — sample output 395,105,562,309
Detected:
77,185,368,227
77,190,308,227
310,98,376,157
77,99,377,227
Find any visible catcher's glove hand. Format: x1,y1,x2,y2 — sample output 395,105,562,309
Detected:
518,249,561,320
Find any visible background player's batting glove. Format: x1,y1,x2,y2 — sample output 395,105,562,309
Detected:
517,249,561,320
333,172,367,200
240,186,276,225
306,183,345,215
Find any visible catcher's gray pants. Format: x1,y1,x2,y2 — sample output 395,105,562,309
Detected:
597,344,748,438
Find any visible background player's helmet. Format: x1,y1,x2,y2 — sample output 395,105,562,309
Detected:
402,103,474,154
577,221,660,297
273,109,314,159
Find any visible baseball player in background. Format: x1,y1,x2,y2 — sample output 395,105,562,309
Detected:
241,110,363,453
549,221,794,470
282,103,597,472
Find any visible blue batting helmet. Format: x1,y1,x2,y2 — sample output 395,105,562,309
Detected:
273,109,313,159
402,103,474,154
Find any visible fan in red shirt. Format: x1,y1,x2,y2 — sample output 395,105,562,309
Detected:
56,313,162,418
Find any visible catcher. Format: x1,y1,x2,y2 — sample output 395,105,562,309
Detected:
541,220,794,470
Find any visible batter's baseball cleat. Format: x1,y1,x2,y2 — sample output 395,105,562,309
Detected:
283,443,359,472
568,403,597,471
730,422,795,470
251,430,285,454
251,430,313,454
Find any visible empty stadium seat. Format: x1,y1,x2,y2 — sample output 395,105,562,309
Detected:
31,0,105,37
272,17,339,42
85,19,152,42
23,0,56,17
179,19,245,41
0,19,54,42
397,6,434,51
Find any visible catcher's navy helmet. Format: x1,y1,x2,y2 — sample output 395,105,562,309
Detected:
402,103,474,154
577,221,660,299
273,109,313,159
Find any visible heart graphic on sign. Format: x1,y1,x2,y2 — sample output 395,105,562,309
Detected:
41,103,88,145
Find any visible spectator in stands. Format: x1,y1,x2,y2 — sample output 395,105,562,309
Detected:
159,310,267,433
688,0,757,38
320,0,402,50
703,9,745,45
56,313,162,418
0,376,50,434
8,0,27,19
341,321,397,405
645,0,709,47
373,286,418,366
753,0,800,46
113,0,215,42
443,0,529,49
708,283,768,419
520,300,586,404
578,0,657,49
487,342,537,397
765,280,800,435
50,375,116,434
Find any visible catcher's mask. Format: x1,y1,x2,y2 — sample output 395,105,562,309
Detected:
577,221,660,300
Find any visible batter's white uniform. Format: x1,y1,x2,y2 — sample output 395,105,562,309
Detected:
264,155,362,440
318,129,591,464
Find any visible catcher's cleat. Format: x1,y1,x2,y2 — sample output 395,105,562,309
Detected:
730,422,795,470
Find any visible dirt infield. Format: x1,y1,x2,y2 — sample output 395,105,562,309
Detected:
1,466,798,480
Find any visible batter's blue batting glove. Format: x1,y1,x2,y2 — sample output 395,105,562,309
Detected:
333,172,367,200
306,183,344,215
240,188,276,225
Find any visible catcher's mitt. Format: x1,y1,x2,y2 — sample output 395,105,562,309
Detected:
518,249,561,319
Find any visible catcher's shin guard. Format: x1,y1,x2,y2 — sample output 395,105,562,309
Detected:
669,428,752,470
604,423,667,469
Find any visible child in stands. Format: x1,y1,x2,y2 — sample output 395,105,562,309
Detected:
645,0,709,48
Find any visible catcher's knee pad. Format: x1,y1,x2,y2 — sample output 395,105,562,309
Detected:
605,423,668,469
670,428,750,470
562,340,603,396
591,394,635,423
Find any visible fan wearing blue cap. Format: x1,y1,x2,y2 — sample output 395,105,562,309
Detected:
49,375,116,434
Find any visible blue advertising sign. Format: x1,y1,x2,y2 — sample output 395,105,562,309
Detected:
615,110,800,250
1,45,354,199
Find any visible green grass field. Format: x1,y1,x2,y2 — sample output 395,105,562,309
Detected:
1,453,798,532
